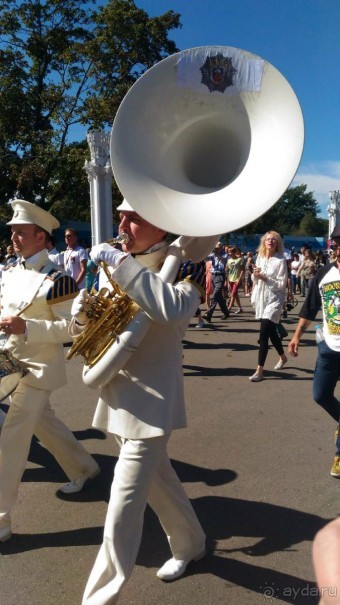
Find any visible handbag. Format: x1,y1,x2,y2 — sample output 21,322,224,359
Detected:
276,322,288,340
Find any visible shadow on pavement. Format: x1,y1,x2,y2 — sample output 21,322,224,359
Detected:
2,420,329,605
183,364,314,379
24,436,236,493
183,340,258,352
2,492,329,558
137,495,328,604
1,494,327,605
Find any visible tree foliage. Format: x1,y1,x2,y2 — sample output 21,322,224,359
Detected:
0,0,180,220
0,4,326,237
295,213,328,237
237,184,322,236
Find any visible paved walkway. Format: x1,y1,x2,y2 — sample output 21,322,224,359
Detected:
1,294,338,605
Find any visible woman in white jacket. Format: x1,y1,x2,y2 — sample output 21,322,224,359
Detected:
249,231,288,382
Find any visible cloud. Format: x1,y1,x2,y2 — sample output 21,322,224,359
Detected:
292,161,340,218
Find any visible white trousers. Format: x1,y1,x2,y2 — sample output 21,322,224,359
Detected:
0,408,6,429
82,434,205,605
0,381,98,528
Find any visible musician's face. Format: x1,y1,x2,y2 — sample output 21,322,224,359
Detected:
118,212,166,254
11,224,46,259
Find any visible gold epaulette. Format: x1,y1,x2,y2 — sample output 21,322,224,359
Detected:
46,270,78,304
176,260,206,301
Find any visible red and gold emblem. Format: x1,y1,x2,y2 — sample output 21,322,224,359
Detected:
200,53,237,93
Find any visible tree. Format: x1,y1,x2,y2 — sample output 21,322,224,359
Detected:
83,0,180,127
47,141,92,222
238,184,321,235
295,213,328,237
0,0,180,220
0,0,94,215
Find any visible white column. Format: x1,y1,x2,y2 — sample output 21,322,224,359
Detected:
328,191,340,240
85,129,113,246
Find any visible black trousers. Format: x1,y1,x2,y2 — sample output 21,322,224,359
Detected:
258,318,284,366
207,274,229,318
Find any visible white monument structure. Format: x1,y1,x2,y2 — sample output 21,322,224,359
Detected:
328,190,340,240
85,128,113,246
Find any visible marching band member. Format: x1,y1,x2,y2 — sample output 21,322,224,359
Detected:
73,199,206,605
0,200,99,543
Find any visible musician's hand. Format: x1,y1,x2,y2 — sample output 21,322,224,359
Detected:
0,316,26,335
90,244,126,268
71,289,96,325
170,235,220,262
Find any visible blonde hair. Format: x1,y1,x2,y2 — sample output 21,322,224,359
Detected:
257,230,284,257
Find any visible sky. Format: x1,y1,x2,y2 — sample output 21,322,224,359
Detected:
131,0,340,220
80,0,340,220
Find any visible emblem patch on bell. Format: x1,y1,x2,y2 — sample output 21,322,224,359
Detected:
200,54,237,93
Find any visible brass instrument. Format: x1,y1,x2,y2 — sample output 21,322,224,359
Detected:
68,45,304,386
66,233,140,367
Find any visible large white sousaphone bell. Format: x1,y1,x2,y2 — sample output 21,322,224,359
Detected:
111,45,304,236
80,46,304,389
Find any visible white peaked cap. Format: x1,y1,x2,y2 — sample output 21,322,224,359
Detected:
116,198,134,211
7,199,60,234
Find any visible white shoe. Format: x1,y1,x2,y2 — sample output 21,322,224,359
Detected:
249,373,264,382
0,526,12,543
59,465,100,494
274,357,287,370
157,548,206,581
196,320,205,329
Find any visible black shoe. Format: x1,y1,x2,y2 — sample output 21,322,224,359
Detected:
221,315,229,320
202,314,211,323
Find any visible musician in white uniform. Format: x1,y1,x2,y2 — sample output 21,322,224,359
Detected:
73,200,206,605
0,200,99,543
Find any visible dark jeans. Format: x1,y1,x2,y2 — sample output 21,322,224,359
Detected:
206,274,229,318
258,318,284,366
313,339,340,454
301,276,312,296
291,274,300,294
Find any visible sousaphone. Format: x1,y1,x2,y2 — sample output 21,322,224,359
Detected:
77,46,304,388
111,46,304,236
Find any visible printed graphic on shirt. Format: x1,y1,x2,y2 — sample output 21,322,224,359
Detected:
321,280,340,334
227,257,244,282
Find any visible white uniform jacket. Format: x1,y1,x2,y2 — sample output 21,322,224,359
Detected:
0,250,78,391
93,246,204,439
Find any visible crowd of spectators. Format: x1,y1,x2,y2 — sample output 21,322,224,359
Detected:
0,235,330,312
0,235,331,304
197,240,332,330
